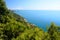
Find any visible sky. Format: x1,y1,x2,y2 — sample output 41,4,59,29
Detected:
5,0,60,10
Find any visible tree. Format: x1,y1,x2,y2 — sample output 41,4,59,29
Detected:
48,23,58,40
0,0,8,15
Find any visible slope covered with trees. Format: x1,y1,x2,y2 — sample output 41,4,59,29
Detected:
0,0,60,40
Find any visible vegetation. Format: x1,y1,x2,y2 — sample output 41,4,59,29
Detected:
0,0,60,40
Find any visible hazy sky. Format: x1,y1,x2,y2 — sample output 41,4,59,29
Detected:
5,0,60,10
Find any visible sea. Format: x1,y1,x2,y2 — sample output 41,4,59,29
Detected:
14,10,60,31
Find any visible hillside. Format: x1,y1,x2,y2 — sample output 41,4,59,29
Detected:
0,0,45,40
0,0,60,40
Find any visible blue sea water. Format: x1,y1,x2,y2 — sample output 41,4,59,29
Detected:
14,10,60,31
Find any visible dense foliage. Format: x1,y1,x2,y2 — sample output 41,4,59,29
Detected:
0,0,60,40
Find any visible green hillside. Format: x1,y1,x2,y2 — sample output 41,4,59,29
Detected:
0,0,60,40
